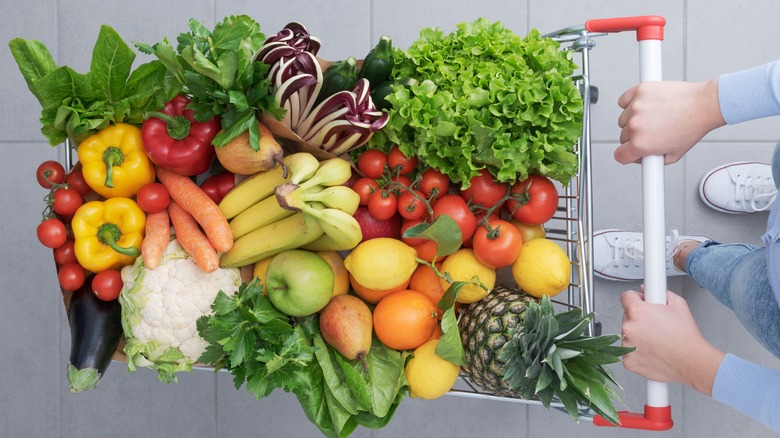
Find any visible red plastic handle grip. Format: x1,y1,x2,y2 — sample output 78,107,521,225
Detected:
593,405,674,431
585,15,666,41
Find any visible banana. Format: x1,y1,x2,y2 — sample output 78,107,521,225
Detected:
297,157,353,190
279,185,360,214
301,203,363,251
220,212,324,268
230,184,324,239
301,232,359,252
219,152,320,219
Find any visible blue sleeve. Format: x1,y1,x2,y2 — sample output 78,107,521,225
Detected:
712,353,780,433
718,59,780,124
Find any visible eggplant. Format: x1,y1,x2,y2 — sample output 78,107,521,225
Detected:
66,277,123,393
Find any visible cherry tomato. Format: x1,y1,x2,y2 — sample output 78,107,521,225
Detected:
37,218,68,249
432,194,477,243
64,164,91,196
136,183,171,214
52,187,84,217
58,262,86,291
92,269,123,301
200,172,236,204
389,174,413,189
419,168,450,199
36,160,65,189
53,239,77,266
397,189,428,221
400,218,428,247
367,189,398,221
473,219,524,269
511,219,546,242
357,149,388,179
461,168,508,210
505,175,559,225
387,146,418,175
353,177,380,206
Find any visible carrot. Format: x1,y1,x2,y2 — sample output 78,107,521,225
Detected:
168,201,219,273
141,210,170,270
156,167,233,253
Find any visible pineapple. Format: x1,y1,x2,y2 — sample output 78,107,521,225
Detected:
458,286,633,425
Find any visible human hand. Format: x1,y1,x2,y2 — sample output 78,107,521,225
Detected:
620,290,726,395
615,80,726,165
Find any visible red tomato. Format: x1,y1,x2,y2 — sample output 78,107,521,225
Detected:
397,190,428,221
353,177,380,206
419,168,450,199
432,194,477,242
506,175,559,225
92,269,123,301
400,218,428,247
472,219,524,269
387,146,417,175
64,165,91,196
58,263,86,291
53,239,77,266
37,218,68,249
461,168,508,210
52,187,84,217
367,190,398,221
389,174,413,189
200,172,236,204
357,149,388,179
136,183,171,214
36,160,65,189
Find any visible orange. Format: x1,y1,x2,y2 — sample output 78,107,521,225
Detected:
409,263,446,318
428,323,443,341
414,239,446,263
373,289,438,351
350,274,409,305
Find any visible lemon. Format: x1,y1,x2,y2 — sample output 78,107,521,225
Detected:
405,339,460,400
316,250,349,296
511,238,571,298
344,238,418,290
252,256,274,293
440,248,496,304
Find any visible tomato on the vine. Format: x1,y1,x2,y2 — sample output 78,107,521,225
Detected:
92,269,123,301
37,218,68,249
357,149,388,179
36,160,65,189
419,168,450,199
387,146,417,175
505,175,559,225
389,174,412,189
64,165,91,196
397,190,428,221
53,239,77,266
368,189,398,221
461,168,508,211
353,177,380,206
472,219,524,269
400,218,428,247
52,187,84,217
58,262,86,291
136,183,170,214
432,194,477,242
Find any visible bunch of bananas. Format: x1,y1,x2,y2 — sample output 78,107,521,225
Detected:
219,153,362,268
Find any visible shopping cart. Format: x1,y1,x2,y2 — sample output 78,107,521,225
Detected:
448,15,674,432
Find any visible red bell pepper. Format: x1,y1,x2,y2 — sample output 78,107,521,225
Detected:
141,95,221,176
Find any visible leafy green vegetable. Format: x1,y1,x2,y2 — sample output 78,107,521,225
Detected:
136,15,285,151
9,25,179,146
372,18,583,187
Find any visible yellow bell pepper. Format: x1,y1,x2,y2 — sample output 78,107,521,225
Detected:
72,198,146,273
77,123,155,198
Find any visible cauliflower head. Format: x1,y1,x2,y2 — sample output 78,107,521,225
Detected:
119,239,241,383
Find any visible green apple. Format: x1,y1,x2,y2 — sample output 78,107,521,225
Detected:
265,249,335,317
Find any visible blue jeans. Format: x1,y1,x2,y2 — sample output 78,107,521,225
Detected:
685,139,780,359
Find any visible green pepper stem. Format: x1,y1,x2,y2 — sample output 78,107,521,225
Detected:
145,111,192,141
102,147,125,189
97,223,140,257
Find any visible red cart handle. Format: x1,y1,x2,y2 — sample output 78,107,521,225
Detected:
593,405,673,431
585,15,666,41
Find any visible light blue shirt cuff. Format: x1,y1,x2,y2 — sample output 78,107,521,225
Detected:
718,61,780,125
712,353,780,432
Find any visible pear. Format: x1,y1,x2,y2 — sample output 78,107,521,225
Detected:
319,294,373,370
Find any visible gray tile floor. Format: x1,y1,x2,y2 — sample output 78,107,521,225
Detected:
2,1,779,436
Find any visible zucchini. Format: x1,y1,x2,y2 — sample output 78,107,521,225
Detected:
315,56,358,105
371,78,418,111
359,35,394,86
66,277,123,393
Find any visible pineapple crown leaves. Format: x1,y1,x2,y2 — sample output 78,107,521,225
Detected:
497,296,635,426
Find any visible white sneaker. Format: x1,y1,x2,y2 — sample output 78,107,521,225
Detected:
699,161,777,214
592,229,710,281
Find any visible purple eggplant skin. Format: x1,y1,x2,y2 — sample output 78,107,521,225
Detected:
67,277,123,393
